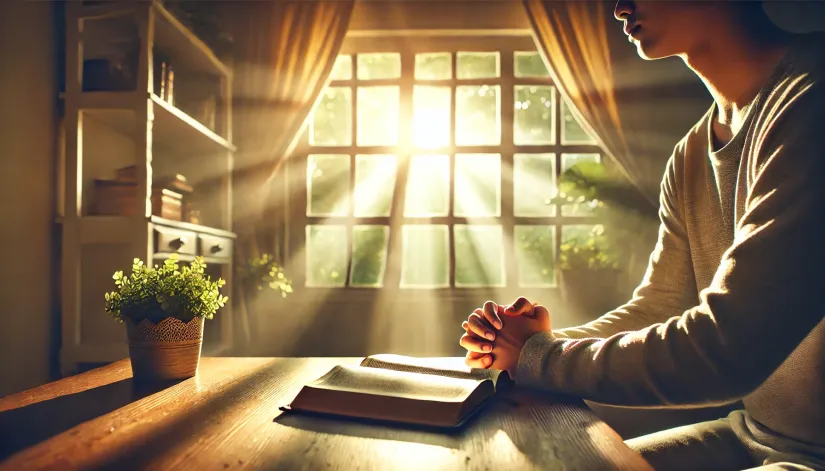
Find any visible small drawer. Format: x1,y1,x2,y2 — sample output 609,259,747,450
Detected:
199,234,233,261
154,226,197,256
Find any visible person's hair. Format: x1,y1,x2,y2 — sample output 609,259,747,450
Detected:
735,1,790,44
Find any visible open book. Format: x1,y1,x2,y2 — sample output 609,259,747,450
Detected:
282,354,512,428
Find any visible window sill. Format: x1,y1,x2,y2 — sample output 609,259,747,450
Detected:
288,286,562,304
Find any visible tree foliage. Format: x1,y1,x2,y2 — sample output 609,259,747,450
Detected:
554,161,649,271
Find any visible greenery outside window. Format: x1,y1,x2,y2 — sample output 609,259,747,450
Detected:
297,36,607,290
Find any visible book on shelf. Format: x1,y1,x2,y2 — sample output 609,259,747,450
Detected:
115,165,194,194
281,354,512,429
93,179,183,221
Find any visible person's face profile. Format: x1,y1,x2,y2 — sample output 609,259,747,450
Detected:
614,1,721,60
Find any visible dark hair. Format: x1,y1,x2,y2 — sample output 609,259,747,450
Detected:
736,1,790,43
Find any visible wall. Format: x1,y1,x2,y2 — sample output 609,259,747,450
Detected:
349,0,530,33
0,1,59,396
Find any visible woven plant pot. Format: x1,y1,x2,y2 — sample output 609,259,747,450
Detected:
125,316,204,382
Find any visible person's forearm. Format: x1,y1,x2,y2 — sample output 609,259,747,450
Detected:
516,323,751,407
552,260,698,340
553,304,667,339
554,156,697,341
553,313,639,339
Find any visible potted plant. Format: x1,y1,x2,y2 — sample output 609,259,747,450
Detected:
104,255,229,382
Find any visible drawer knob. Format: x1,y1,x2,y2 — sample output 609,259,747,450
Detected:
169,237,187,249
210,244,223,254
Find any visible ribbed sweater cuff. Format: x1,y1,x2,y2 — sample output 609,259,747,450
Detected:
515,331,565,389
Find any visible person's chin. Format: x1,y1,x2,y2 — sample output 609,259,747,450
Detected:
635,38,670,61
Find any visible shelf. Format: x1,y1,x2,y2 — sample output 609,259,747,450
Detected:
152,1,232,78
151,216,236,239
77,0,230,78
151,252,231,266
75,90,138,109
76,2,136,21
79,216,235,244
63,0,235,374
75,91,235,155
150,93,235,153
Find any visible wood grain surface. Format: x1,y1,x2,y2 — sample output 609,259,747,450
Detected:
0,358,652,471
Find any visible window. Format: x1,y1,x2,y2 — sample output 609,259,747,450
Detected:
299,37,605,290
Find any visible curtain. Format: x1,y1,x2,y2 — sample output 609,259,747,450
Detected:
523,0,708,206
228,0,354,345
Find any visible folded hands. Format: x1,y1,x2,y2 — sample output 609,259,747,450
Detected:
459,296,551,375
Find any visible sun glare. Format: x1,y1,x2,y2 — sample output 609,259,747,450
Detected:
412,86,450,149
413,109,449,148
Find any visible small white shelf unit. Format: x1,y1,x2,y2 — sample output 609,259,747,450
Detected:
60,0,236,375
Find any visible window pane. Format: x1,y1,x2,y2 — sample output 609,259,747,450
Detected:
456,52,499,79
456,85,501,145
455,154,501,217
350,225,390,287
413,86,451,148
357,86,399,146
415,52,451,80
561,153,602,216
400,225,449,288
310,87,352,146
357,53,401,80
306,225,348,287
514,85,555,145
455,225,505,287
330,55,352,81
514,153,556,217
405,154,450,217
307,154,350,217
354,154,396,217
560,224,614,270
515,225,556,287
561,99,597,145
514,51,550,78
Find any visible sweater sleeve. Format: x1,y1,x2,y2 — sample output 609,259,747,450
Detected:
554,152,698,340
517,81,825,407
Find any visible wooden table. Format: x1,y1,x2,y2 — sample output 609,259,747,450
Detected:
0,358,651,471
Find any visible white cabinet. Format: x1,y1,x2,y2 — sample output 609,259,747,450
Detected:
60,1,235,375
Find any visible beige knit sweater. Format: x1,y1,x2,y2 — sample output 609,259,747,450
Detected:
516,33,825,446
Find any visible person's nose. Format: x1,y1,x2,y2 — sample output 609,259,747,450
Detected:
614,0,634,20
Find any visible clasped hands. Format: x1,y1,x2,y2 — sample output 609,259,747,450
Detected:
459,296,551,376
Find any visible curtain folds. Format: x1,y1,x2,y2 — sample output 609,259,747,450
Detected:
232,0,354,225
229,0,354,345
524,0,694,207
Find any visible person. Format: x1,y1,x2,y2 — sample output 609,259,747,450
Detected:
459,1,825,470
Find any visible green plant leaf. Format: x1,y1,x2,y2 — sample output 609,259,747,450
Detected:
240,253,294,298
103,255,229,323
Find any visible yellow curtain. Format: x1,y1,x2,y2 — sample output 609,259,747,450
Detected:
523,0,654,204
232,0,354,225
229,0,354,344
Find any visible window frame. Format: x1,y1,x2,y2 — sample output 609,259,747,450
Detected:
288,35,606,298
